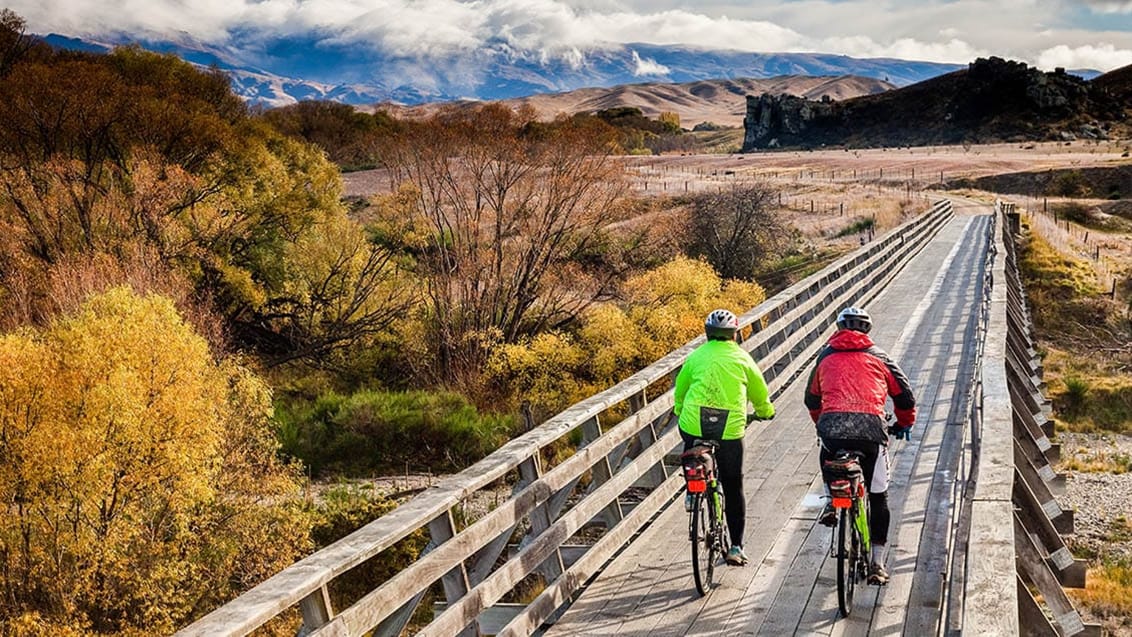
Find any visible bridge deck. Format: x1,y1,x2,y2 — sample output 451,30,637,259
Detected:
545,202,991,636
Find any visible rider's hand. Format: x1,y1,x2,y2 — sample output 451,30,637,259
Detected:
888,424,913,440
746,413,772,424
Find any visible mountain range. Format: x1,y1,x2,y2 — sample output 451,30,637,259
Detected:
377,75,896,128
42,32,966,107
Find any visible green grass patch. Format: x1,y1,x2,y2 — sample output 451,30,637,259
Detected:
276,390,516,477
834,217,875,238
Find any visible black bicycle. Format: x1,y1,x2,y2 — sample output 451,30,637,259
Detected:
681,440,727,596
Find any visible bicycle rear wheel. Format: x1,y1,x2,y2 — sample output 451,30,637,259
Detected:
836,507,857,616
691,493,714,595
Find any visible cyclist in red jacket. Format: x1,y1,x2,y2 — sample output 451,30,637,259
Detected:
803,307,915,585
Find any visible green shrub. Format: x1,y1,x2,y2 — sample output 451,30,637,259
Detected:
1062,376,1090,416
279,390,515,476
1050,170,1092,197
1056,202,1092,225
835,217,875,237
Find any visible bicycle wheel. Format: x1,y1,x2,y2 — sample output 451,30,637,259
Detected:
691,493,713,595
836,507,856,616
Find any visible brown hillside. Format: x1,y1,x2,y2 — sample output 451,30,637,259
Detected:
373,75,894,128
1092,63,1132,102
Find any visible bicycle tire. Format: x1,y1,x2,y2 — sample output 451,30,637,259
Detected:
836,507,856,616
691,493,713,595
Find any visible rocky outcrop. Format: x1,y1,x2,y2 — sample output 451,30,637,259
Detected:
741,56,1131,151
742,93,839,150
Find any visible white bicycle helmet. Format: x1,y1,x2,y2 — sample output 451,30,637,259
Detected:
836,307,872,333
705,308,739,340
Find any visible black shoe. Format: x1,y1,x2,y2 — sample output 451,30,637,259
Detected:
868,561,889,585
819,503,837,527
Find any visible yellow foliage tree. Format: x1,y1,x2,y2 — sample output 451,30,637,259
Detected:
486,257,766,419
0,287,310,634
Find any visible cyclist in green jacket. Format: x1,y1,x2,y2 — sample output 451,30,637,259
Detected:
674,309,775,565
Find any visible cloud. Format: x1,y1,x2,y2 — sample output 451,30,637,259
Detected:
630,50,669,76
1036,43,1132,71
1080,1,1132,13
821,35,986,63
7,0,1132,71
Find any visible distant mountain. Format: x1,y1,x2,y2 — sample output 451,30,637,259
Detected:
379,76,896,128
741,57,1131,150
41,32,959,107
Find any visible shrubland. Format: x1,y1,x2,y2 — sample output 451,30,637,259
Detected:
0,9,799,629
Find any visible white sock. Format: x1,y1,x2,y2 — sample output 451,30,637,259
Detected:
871,543,888,565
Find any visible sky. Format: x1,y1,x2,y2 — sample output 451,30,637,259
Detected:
9,0,1132,72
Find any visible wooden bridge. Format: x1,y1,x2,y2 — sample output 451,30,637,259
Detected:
179,198,1099,636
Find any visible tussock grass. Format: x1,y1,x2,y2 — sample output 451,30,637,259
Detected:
1059,447,1132,474
1017,222,1132,433
1070,557,1132,631
1044,349,1132,434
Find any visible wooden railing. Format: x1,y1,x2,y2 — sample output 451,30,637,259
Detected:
961,201,1100,636
178,200,954,637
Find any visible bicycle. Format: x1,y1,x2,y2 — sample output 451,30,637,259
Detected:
824,448,870,616
824,417,908,616
681,439,726,596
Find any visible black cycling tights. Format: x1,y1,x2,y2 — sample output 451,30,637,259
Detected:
820,438,891,546
681,430,745,548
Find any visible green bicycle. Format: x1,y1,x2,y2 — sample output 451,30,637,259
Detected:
825,449,871,616
681,440,727,596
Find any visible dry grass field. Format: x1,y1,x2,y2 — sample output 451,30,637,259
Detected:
344,139,1132,263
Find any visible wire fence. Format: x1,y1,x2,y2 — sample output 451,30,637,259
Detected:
1014,198,1123,302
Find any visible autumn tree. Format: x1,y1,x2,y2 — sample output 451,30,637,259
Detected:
0,34,412,365
486,257,766,418
383,104,631,386
684,182,791,280
261,100,400,168
0,287,311,634
0,8,40,77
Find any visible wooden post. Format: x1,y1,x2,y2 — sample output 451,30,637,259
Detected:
517,455,566,581
427,511,478,637
630,390,668,489
299,586,334,632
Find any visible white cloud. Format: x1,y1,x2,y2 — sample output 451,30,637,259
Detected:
6,0,1132,71
1036,43,1132,71
630,50,669,76
821,35,986,63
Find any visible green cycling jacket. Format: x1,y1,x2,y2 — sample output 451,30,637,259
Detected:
674,339,775,440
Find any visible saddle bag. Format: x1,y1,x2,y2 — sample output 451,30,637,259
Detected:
680,446,716,493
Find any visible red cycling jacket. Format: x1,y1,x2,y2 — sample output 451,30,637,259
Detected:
804,329,916,443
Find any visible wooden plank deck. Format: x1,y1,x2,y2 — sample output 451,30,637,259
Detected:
545,201,992,637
